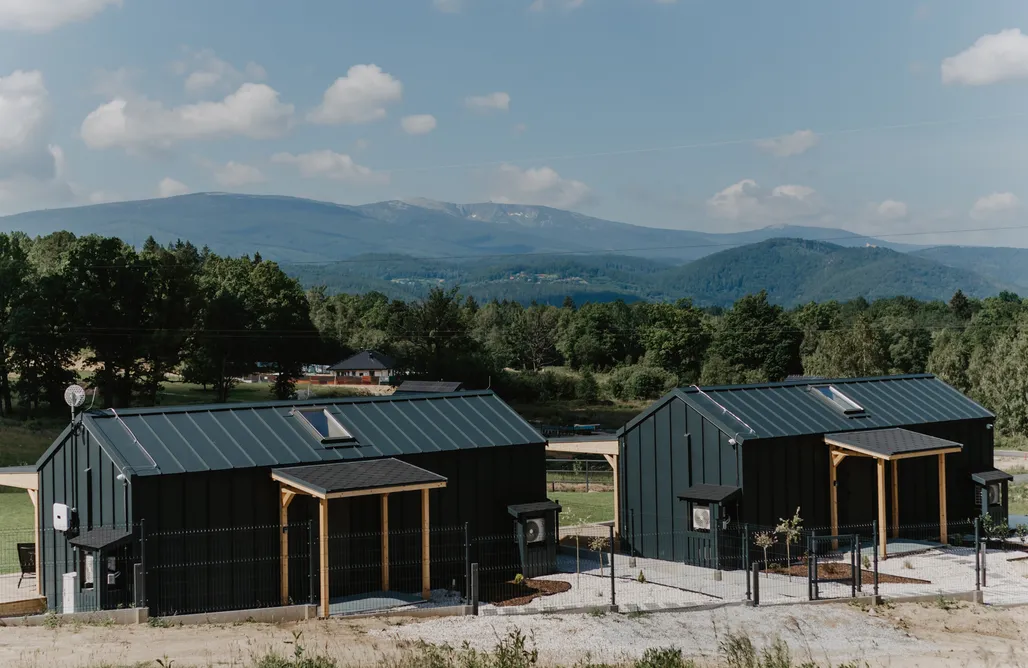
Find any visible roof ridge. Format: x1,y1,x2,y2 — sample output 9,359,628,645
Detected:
679,373,935,393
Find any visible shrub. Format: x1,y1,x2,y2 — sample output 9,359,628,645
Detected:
576,369,600,403
605,365,677,401
635,647,693,668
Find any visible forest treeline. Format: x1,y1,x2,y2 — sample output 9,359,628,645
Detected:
3,232,1028,441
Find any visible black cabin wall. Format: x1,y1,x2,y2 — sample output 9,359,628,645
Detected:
620,397,742,561
131,443,546,614
38,424,132,612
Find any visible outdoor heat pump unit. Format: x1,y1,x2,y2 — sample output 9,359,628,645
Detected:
525,517,546,544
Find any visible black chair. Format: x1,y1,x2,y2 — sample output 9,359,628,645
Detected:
17,543,35,588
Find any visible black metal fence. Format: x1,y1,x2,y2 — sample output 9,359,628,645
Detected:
0,516,1016,619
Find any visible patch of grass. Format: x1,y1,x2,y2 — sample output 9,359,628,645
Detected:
996,434,1028,452
1009,483,1028,516
0,486,34,532
554,491,615,524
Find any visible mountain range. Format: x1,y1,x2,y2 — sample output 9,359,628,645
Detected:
1,193,1025,306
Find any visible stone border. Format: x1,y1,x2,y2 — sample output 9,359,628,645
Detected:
1,607,148,626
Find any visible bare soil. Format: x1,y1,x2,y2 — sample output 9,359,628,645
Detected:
766,562,931,584
483,577,572,606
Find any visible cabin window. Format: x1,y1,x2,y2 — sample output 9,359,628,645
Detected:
292,408,355,445
811,386,865,416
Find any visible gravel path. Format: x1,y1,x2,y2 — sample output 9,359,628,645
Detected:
378,604,927,666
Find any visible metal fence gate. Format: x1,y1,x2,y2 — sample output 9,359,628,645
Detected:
807,534,863,601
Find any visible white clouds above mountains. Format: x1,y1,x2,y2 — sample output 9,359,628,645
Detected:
401,114,437,135
81,83,294,151
465,92,510,112
272,150,389,185
172,48,267,95
706,179,822,225
489,164,590,208
308,65,403,125
157,177,188,198
970,192,1020,220
0,0,121,32
755,129,819,157
214,161,265,187
942,29,1028,85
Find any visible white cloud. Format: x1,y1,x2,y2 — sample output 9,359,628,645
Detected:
353,138,371,151
0,70,48,156
875,199,908,220
157,177,189,198
90,66,139,98
489,164,591,208
307,65,402,125
401,114,437,135
433,0,463,12
0,0,121,32
87,190,122,204
272,150,389,185
80,83,294,151
172,48,266,95
941,29,1028,86
214,161,265,187
706,179,822,224
465,91,510,112
970,192,1020,220
529,0,584,11
754,129,819,157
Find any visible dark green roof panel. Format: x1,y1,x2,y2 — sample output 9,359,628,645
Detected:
66,391,544,477
620,375,993,442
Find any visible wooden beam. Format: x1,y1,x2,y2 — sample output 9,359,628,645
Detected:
831,451,849,467
890,447,962,461
877,458,887,559
27,488,39,595
319,497,329,618
891,460,899,539
939,453,948,545
830,447,839,547
381,494,390,591
279,484,296,606
546,440,618,456
604,454,621,535
270,473,326,499
326,480,447,500
421,488,431,600
0,472,38,490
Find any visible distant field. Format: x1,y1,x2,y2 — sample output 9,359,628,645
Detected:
511,400,644,431
552,491,614,525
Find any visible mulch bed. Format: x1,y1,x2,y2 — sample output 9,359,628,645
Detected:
763,562,930,584
484,578,572,607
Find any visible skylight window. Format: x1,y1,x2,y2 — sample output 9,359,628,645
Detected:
811,386,865,416
292,408,355,444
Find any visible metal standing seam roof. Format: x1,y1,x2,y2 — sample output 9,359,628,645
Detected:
972,469,1014,485
274,458,446,496
677,484,743,503
825,428,962,459
617,374,994,443
329,350,395,371
68,527,134,550
38,391,545,478
394,381,464,394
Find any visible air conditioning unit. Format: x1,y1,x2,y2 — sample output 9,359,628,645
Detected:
988,483,1002,506
692,505,711,531
525,517,546,544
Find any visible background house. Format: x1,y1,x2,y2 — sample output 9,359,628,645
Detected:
330,350,395,384
617,374,1005,564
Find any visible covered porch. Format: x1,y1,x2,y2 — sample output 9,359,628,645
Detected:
826,428,962,559
271,458,447,618
0,467,40,601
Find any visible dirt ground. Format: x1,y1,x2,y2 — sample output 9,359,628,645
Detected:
3,602,1028,667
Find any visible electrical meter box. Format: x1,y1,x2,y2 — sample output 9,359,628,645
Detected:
53,503,71,532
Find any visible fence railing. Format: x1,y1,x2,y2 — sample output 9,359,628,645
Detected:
1,516,1021,619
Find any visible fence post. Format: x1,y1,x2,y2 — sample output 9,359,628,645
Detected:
471,563,479,615
975,517,981,591
608,524,615,608
585,466,590,492
807,535,814,601
630,509,636,559
850,535,857,599
308,519,315,606
464,522,471,604
743,524,751,602
981,518,988,587
872,519,879,599
750,560,760,606
854,534,862,593
138,519,147,610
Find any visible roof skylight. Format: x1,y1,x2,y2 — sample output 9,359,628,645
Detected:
811,386,865,416
292,407,355,444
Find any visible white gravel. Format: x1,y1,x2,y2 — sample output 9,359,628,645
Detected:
377,604,925,665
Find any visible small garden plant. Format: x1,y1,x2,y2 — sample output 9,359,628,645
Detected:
754,531,777,573
775,507,803,573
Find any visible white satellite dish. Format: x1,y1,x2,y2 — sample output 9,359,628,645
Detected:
64,385,86,422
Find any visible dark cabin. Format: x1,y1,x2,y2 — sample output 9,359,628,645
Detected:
617,374,1007,565
35,391,548,616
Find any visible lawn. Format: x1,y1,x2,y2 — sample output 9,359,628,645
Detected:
552,491,614,525
996,434,1028,452
1010,483,1028,516
0,487,34,532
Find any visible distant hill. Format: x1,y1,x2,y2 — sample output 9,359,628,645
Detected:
658,239,1002,306
286,239,1003,307
0,192,920,264
911,246,1028,292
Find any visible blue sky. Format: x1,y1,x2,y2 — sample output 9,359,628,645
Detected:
2,0,1028,246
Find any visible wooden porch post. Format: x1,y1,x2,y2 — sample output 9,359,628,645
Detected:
279,485,296,606
891,460,899,538
421,488,431,600
938,453,948,545
381,494,390,591
319,497,329,618
877,458,887,559
27,488,39,594
604,454,621,536
829,450,839,539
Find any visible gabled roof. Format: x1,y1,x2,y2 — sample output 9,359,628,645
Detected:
329,350,395,371
618,374,993,443
37,391,544,478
